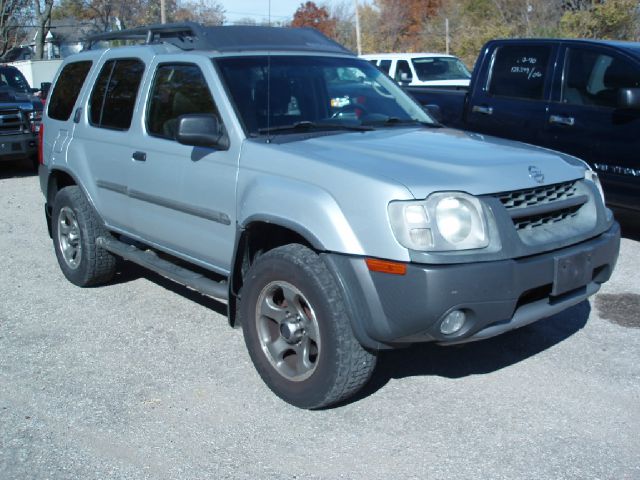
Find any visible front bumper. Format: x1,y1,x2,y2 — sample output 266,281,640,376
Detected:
0,133,37,161
323,222,620,349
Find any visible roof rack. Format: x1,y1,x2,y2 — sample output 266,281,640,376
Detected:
84,22,354,55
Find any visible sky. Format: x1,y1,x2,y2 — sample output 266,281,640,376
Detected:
221,0,370,24
222,0,311,24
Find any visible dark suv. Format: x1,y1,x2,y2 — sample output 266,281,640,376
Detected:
0,65,43,168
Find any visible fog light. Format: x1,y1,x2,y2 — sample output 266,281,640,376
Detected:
440,310,466,335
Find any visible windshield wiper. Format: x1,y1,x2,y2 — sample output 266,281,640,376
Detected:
258,121,373,135
364,116,442,128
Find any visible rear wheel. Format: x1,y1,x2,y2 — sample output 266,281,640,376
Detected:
240,244,376,409
52,186,117,286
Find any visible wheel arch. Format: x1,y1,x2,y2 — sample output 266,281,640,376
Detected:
228,217,322,328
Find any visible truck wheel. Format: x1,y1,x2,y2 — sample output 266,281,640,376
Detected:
52,186,117,287
240,244,377,409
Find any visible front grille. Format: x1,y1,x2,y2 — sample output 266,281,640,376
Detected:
498,181,577,210
0,109,26,135
512,204,582,230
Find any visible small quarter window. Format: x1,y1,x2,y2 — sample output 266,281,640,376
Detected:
489,45,551,100
146,63,221,140
47,61,93,121
89,58,144,130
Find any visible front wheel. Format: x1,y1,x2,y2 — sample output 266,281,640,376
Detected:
240,244,376,409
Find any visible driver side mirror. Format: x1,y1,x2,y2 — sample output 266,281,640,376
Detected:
618,88,640,110
176,114,229,150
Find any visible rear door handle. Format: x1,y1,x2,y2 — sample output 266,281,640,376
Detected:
73,108,82,124
472,105,493,115
132,151,146,162
549,115,575,126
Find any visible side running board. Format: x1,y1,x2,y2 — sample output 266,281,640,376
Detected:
97,236,228,301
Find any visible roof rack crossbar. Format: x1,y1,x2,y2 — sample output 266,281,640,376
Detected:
85,22,209,51
83,22,354,55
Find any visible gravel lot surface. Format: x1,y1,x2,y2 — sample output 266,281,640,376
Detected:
1,165,639,480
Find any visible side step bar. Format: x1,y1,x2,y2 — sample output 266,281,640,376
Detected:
97,236,228,301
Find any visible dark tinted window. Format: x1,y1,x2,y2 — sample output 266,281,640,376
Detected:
147,64,220,140
379,60,392,74
489,45,551,100
562,48,640,108
0,66,31,93
48,62,93,121
89,59,144,130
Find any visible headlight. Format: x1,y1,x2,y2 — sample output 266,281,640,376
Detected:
388,192,489,251
584,169,605,204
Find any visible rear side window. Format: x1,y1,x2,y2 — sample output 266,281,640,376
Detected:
89,59,144,130
146,63,220,140
48,61,93,121
488,45,551,100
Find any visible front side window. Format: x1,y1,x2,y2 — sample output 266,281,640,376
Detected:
47,61,93,121
89,58,144,130
215,55,432,136
562,48,640,108
147,63,220,140
488,45,551,100
394,60,413,83
412,57,471,81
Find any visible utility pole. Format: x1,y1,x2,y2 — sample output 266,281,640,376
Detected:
161,0,167,24
354,0,362,55
445,18,449,55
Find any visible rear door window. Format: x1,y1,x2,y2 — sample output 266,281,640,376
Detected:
89,58,145,130
47,61,93,121
488,45,552,100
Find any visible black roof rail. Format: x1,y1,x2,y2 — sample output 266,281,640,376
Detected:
84,22,354,55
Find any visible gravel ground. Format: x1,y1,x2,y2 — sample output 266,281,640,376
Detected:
1,164,639,480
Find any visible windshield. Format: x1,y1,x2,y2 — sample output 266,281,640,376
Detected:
215,55,434,136
0,66,31,93
411,57,471,82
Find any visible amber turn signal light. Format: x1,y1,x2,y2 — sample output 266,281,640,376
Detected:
365,258,407,275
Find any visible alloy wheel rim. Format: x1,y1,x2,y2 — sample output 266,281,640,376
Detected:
57,206,82,270
255,281,321,382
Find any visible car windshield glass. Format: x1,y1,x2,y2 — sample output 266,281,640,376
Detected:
0,67,31,93
411,57,471,81
215,55,434,136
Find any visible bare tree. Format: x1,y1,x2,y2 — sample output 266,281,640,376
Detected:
0,0,29,56
34,0,54,59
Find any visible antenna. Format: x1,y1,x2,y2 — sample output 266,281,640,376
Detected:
266,0,272,143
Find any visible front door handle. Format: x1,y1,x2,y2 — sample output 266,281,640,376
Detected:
549,115,575,126
132,151,146,162
472,105,493,115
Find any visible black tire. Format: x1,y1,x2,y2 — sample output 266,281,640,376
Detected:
240,244,376,409
52,186,117,287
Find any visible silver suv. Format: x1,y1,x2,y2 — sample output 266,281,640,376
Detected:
39,23,620,409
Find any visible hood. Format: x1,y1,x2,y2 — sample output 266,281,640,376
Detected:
0,87,40,111
270,127,586,199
